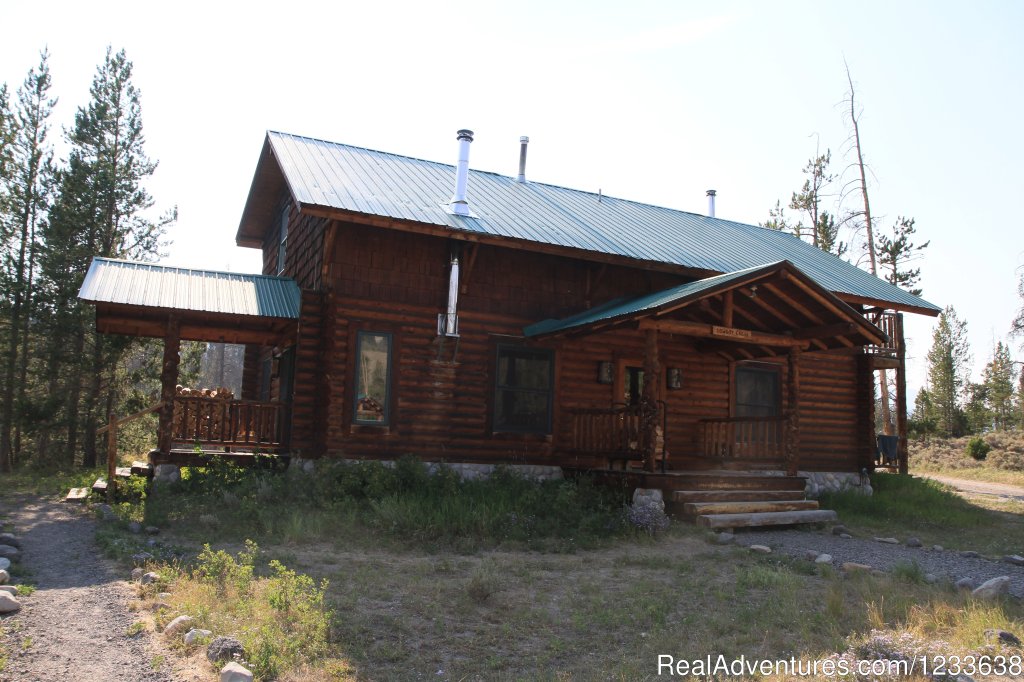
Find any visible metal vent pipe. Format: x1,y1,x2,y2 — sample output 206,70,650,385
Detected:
450,129,474,215
706,189,717,218
517,136,529,183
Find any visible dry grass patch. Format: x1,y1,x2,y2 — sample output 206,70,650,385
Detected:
911,432,1024,487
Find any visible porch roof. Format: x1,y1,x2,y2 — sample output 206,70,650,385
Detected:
79,258,301,345
524,260,888,357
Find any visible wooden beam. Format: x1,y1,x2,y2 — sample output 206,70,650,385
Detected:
791,322,859,339
157,316,181,455
722,290,734,327
786,348,801,477
895,313,908,475
761,282,857,347
744,290,830,351
459,242,481,295
642,328,662,473
320,219,338,290
638,319,811,349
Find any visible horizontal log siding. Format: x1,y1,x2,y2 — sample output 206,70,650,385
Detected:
295,221,869,473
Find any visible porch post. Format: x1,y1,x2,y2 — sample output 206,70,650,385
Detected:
642,328,662,472
156,316,181,455
785,347,801,477
895,313,909,475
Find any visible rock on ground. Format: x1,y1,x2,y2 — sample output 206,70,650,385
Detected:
0,591,21,613
163,614,194,636
0,568,9,584
220,662,254,682
0,495,175,681
972,576,1011,599
184,628,213,646
207,635,246,663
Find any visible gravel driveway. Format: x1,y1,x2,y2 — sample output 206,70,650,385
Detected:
0,496,175,682
734,527,1024,598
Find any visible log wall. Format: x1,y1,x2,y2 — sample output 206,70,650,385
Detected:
254,213,871,472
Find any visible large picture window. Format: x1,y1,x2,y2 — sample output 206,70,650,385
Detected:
493,345,554,433
353,332,392,425
735,364,780,417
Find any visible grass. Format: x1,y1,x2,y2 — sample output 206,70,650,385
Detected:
910,431,1024,487
819,471,1024,555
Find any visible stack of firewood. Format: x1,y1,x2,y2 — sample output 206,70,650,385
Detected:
172,385,235,439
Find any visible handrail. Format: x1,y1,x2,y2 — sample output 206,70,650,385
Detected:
566,401,668,472
700,415,787,460
98,401,163,502
171,396,288,449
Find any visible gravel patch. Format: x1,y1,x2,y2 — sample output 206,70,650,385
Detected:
733,527,1024,598
0,495,174,682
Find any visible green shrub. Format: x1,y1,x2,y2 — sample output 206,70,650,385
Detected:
965,437,991,461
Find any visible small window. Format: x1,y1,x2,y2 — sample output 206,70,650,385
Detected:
735,365,780,417
276,203,289,275
494,345,554,433
353,332,392,425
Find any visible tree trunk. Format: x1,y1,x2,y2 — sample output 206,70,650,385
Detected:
64,323,86,467
81,332,105,468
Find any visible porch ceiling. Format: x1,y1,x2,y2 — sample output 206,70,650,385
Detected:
523,260,888,360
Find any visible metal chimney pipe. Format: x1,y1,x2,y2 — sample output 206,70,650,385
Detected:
517,136,529,183
445,256,460,335
706,189,717,218
450,129,474,215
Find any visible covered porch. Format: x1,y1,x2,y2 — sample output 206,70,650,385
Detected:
78,258,301,473
526,260,893,477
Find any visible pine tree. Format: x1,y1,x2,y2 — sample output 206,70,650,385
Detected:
38,47,174,467
981,341,1017,430
0,51,56,471
877,216,929,297
761,199,792,234
925,306,972,437
1013,270,1024,342
789,150,834,249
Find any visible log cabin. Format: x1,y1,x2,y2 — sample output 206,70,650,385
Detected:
79,129,941,526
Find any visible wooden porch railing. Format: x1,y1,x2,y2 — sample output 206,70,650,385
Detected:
863,311,901,357
171,397,289,450
700,416,787,460
567,402,666,471
97,401,163,502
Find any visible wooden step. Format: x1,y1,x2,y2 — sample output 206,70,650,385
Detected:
683,500,819,516
658,474,807,492
130,461,152,476
65,487,89,502
92,478,108,493
115,467,132,478
671,489,806,503
697,509,838,529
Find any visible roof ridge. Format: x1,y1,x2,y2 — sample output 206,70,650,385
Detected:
92,256,296,282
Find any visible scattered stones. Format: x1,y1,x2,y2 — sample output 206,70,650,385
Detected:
207,635,245,663
150,601,169,612
1003,554,1024,567
0,557,9,571
960,550,980,559
153,463,181,486
0,585,16,595
131,551,154,564
131,567,144,581
984,629,1022,647
95,504,117,521
0,544,21,560
0,591,21,613
815,554,833,565
157,592,171,600
905,536,922,548
842,562,872,573
972,576,1011,600
220,662,254,682
0,568,8,584
932,545,944,552
831,525,849,536
839,533,852,539
924,573,938,584
749,545,772,554
163,614,194,636
874,537,899,545
804,549,820,561
184,628,213,646
714,532,735,545
955,577,975,591
0,533,21,548
140,571,160,585
145,526,160,535
127,521,143,534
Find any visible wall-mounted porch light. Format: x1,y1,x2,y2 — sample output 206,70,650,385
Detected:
667,367,683,390
597,361,614,384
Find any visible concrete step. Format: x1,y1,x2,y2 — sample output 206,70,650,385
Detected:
671,489,806,503
65,487,89,502
115,467,132,478
683,500,819,516
130,461,152,476
91,478,108,493
697,509,838,529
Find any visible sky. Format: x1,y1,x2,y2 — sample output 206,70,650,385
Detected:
2,0,1022,403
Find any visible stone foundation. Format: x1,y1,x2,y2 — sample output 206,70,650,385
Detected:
288,457,564,482
756,469,872,497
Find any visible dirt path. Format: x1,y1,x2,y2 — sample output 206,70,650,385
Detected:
922,474,1024,502
0,496,175,682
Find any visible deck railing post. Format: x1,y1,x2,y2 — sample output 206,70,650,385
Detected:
785,347,801,476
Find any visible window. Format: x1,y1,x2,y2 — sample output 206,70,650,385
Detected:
623,366,644,406
353,332,392,425
276,203,289,275
735,364,780,417
494,345,554,433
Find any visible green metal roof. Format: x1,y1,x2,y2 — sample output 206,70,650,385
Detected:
78,257,301,319
523,260,885,342
241,131,940,315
